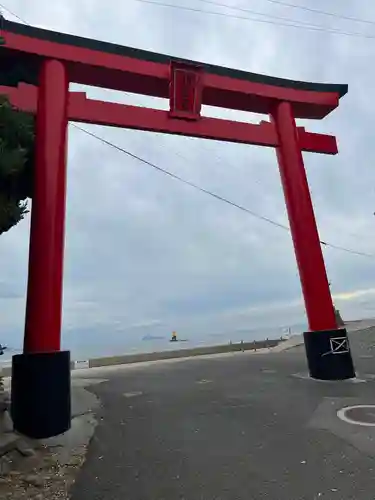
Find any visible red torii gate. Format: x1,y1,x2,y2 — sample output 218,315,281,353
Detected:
0,18,355,439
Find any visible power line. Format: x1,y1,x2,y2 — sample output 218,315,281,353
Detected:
196,0,354,29
74,124,375,259
251,0,375,26
133,0,375,39
3,0,375,41
3,0,374,31
320,240,374,259
73,124,289,230
0,3,26,23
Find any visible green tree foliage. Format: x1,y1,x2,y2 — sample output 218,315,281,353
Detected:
0,95,34,235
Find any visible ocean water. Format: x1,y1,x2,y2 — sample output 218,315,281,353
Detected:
62,321,306,361
0,322,307,364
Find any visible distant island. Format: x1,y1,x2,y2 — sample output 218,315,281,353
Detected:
142,335,166,341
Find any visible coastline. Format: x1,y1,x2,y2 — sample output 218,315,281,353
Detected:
1,319,372,374
0,322,305,364
0,337,284,376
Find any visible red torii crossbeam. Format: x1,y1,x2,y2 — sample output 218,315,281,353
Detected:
0,18,355,439
0,83,339,153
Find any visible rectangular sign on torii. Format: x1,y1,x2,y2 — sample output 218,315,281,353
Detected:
0,17,355,440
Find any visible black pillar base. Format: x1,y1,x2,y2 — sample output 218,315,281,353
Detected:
303,328,355,380
11,350,71,439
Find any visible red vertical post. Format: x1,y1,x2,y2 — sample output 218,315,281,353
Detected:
271,101,336,332
271,100,355,380
12,59,71,440
23,59,69,353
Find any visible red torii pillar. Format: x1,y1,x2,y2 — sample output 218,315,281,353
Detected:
11,59,71,439
272,102,354,380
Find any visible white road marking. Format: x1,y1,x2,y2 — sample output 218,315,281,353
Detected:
123,391,143,398
337,405,375,427
292,373,366,383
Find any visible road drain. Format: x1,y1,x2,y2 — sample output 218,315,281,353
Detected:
337,405,375,426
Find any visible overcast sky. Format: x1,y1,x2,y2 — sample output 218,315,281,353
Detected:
1,0,375,353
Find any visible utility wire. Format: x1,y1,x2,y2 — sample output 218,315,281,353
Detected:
0,3,25,23
251,0,375,26
3,0,375,40
196,0,358,29
133,0,375,39
74,124,375,259
74,124,289,231
3,0,374,30
319,240,374,259
1,2,374,259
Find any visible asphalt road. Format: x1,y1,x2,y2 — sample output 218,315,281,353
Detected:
71,328,375,500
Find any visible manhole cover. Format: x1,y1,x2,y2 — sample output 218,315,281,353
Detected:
337,405,375,426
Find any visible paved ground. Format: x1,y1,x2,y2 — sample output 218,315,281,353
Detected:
70,328,375,500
